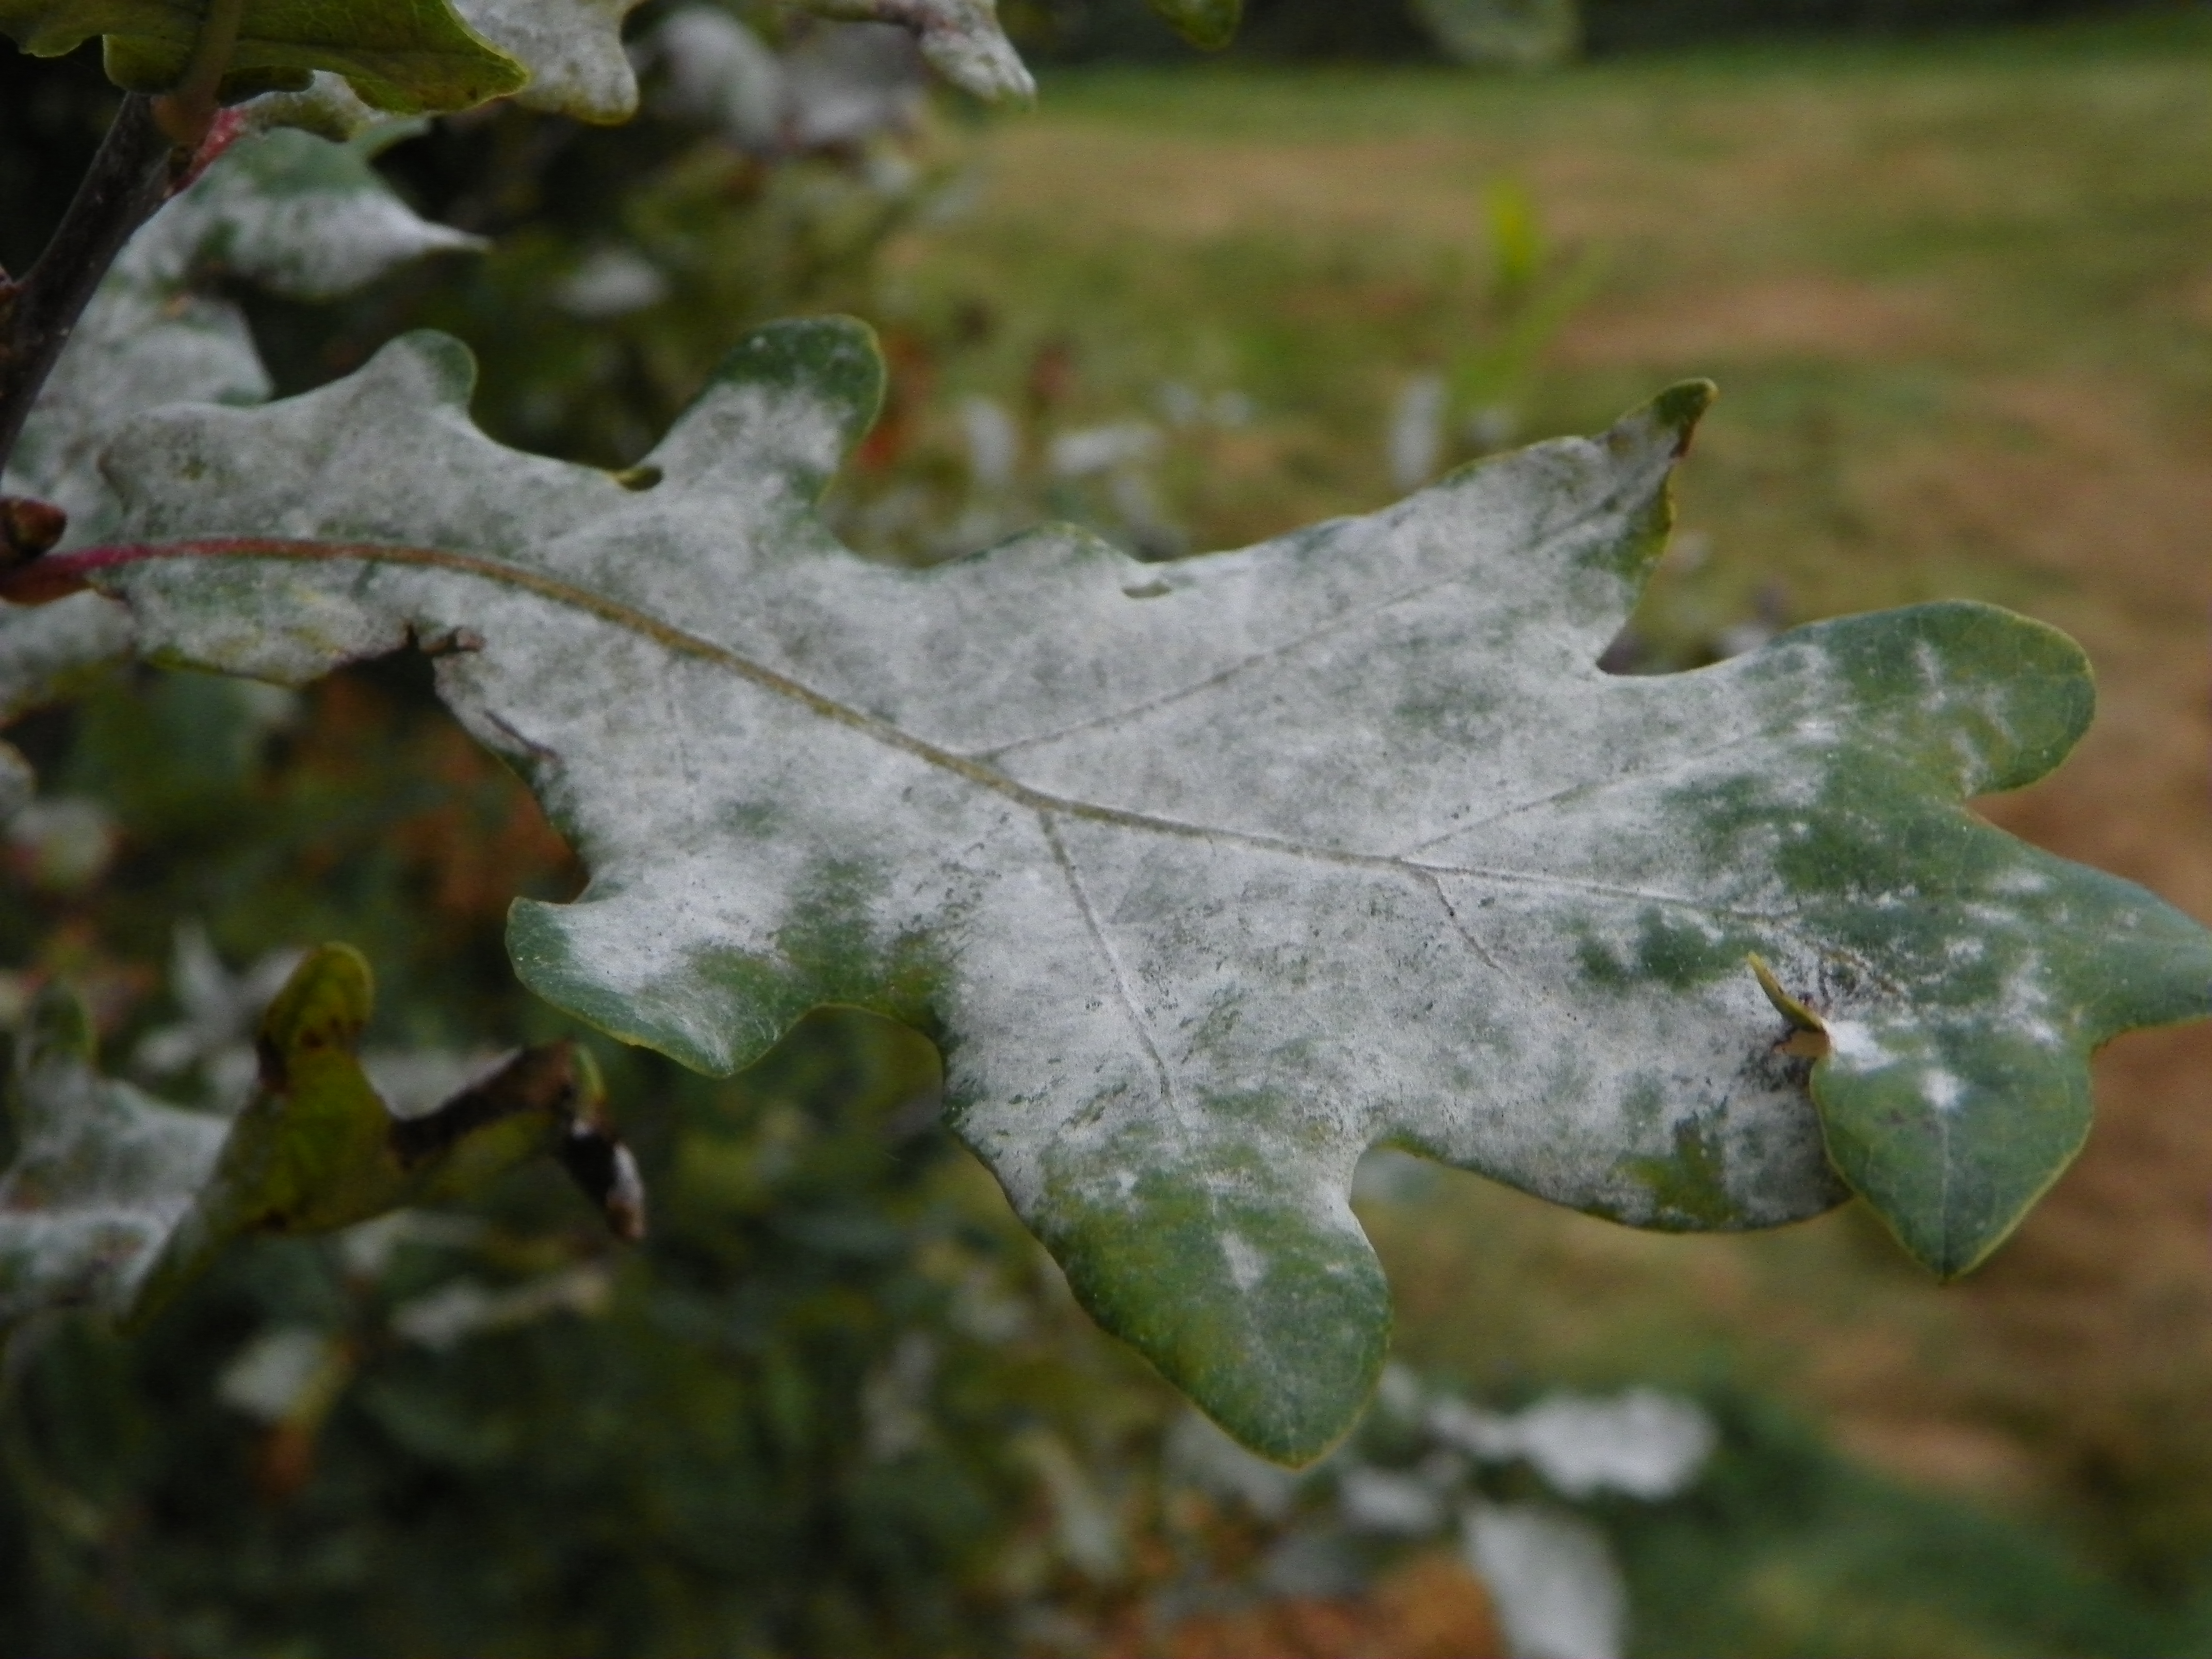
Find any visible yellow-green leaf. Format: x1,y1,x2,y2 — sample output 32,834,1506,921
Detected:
0,949,641,1339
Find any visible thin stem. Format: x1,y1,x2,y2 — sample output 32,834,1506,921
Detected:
151,0,250,148
0,95,180,481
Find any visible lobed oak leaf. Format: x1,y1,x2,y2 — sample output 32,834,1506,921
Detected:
34,317,2212,1460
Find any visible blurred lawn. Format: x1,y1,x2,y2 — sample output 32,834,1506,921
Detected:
872,2,2212,1601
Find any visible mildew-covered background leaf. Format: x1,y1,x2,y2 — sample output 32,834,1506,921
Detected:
59,318,2212,1461
0,0,523,112
795,0,1033,102
7,122,481,545
1412,0,1581,69
0,120,480,810
449,0,644,121
0,985,226,1335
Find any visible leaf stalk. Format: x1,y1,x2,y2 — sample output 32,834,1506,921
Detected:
151,0,251,148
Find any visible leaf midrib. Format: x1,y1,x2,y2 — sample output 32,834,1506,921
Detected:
80,534,1804,922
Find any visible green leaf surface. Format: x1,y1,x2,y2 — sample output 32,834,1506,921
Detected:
795,0,1034,103
1146,0,1240,51
64,320,2212,1460
0,950,641,1338
0,0,523,111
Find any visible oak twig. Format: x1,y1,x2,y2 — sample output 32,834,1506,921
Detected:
0,94,181,482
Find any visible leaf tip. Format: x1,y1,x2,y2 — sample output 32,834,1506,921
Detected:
1648,379,1718,456
1871,1197,2016,1286
1747,954,1829,1057
388,330,482,410
257,945,375,1084
1037,1161,1389,1467
652,317,888,496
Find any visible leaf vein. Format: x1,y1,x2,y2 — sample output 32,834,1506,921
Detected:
967,479,1641,763
1039,810,1187,1131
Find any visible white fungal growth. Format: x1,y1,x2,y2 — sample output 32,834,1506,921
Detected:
83,318,2212,1453
1221,1231,1266,1292
1822,1019,1892,1069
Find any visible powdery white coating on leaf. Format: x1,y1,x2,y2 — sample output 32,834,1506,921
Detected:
643,10,929,155
0,1014,227,1332
796,0,1035,102
175,128,486,303
1463,1501,1627,1659
218,1325,343,1420
0,595,136,722
5,126,481,545
451,0,645,120
781,22,929,149
1427,1389,1715,1500
649,7,786,148
241,72,382,141
89,319,2212,1457
1338,1466,1446,1534
5,294,265,551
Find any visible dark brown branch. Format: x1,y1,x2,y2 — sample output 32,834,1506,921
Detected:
387,1043,648,1242
0,94,181,479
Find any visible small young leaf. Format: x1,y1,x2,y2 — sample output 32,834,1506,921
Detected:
138,944,641,1314
0,950,641,1337
1147,0,1240,51
0,0,525,113
59,320,2212,1461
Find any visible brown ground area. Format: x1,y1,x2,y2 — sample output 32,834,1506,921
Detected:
1105,1552,1503,1659
1552,275,1958,369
